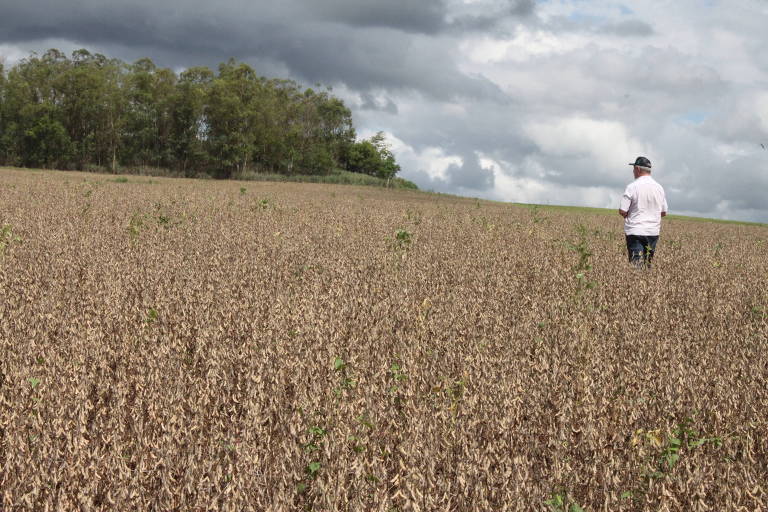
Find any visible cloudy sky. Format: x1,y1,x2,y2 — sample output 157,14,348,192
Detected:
2,0,768,221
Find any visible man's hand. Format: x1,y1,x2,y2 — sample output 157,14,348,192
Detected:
661,211,667,217
618,209,628,218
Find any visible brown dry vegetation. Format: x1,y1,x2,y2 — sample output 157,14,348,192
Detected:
1,168,767,511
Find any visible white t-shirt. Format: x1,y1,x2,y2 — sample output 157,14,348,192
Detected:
620,175,668,236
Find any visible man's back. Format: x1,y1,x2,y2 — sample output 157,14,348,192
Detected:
621,175,667,236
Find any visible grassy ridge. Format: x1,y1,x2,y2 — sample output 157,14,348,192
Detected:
513,202,767,227
1,165,419,190
232,168,419,189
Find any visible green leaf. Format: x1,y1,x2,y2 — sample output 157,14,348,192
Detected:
28,377,41,389
620,491,633,499
666,453,680,468
357,415,374,429
308,426,326,437
545,494,564,508
333,357,346,371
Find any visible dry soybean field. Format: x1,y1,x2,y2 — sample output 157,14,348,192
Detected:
2,168,768,511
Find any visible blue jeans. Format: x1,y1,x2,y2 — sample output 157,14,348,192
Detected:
626,235,658,268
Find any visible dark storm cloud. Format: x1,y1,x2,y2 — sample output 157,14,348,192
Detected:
302,0,447,34
507,0,536,17
0,2,259,58
444,153,495,190
0,0,516,102
599,19,654,37
446,0,535,32
360,94,399,115
259,26,510,102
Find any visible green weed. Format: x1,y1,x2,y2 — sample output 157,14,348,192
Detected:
333,356,355,395
146,308,159,324
388,361,407,393
305,461,321,478
0,224,22,259
394,229,412,250
128,213,144,239
529,204,547,224
405,209,422,225
545,492,584,512
569,224,596,290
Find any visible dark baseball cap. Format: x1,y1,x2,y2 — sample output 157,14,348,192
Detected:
628,156,652,169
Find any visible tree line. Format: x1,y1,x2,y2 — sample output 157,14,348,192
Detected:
0,48,401,180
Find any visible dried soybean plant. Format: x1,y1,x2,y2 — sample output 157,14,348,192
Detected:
0,168,767,511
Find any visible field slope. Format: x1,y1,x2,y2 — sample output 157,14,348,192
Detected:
1,168,767,510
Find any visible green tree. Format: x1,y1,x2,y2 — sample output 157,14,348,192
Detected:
369,131,400,182
122,58,176,169
170,66,213,175
317,95,355,164
1,48,379,179
347,132,401,183
0,61,8,164
206,59,265,177
21,105,72,168
3,50,72,168
347,139,381,176
59,49,125,171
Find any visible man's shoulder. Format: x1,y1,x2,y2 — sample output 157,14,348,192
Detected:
645,175,663,185
639,176,664,189
648,177,665,191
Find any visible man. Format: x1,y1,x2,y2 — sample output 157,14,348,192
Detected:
619,156,668,268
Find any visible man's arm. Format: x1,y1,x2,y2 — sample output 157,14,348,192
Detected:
619,186,632,219
661,211,667,217
619,209,628,218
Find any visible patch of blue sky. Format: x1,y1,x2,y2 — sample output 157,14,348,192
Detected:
617,5,633,15
679,111,710,124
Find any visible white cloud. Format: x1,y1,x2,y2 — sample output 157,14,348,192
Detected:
388,135,463,181
460,25,596,66
755,93,768,135
524,116,649,173
0,44,34,66
482,154,618,207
